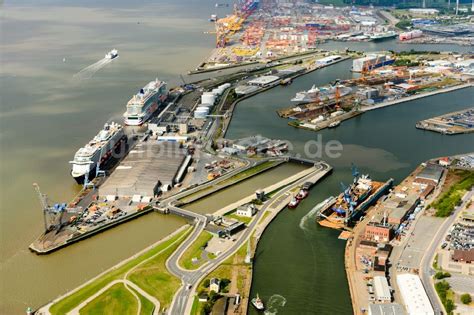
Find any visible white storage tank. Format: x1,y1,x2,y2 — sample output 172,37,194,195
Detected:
201,94,216,105
212,88,223,95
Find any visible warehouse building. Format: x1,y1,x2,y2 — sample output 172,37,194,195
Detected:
396,274,434,315
248,75,280,87
368,303,405,315
99,141,187,198
373,276,392,302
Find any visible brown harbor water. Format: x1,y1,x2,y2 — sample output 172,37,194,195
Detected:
1,1,474,314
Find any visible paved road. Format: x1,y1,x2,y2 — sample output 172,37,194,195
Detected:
167,162,330,314
420,189,474,314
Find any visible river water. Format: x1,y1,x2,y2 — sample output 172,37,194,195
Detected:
1,1,473,314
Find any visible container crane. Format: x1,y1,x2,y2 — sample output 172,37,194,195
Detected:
33,183,65,232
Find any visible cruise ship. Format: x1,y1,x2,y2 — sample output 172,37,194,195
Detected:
70,122,126,184
123,79,167,126
291,84,352,104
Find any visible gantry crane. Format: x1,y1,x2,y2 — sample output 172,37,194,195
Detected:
33,183,66,232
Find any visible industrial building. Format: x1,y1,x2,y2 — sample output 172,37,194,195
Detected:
373,276,391,302
352,54,392,72
368,303,405,315
247,75,280,87
99,141,189,198
414,164,444,186
396,274,434,315
385,193,420,226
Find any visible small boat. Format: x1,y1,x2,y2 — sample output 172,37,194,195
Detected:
251,294,265,311
328,120,341,128
209,14,218,22
296,189,309,200
288,197,300,209
280,78,293,86
105,49,118,59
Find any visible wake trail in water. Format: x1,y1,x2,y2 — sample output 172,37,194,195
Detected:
73,57,113,80
264,294,287,315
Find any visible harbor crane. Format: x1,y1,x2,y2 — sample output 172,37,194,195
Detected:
33,183,65,232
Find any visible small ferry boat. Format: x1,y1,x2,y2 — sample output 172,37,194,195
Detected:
251,294,265,311
288,197,300,209
296,189,309,200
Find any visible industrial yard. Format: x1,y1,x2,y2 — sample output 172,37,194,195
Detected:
277,51,474,132
200,1,395,70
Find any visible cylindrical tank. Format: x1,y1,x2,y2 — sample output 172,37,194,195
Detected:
201,94,216,105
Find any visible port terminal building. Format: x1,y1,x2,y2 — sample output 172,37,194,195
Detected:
99,141,190,198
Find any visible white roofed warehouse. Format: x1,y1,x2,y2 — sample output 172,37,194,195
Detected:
396,274,434,315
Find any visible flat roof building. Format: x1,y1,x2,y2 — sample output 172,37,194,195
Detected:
384,193,420,225
247,75,280,87
415,164,444,186
396,274,434,315
368,303,406,315
99,141,187,197
373,276,391,302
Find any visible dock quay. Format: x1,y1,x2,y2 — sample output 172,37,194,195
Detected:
416,107,474,135
360,83,473,112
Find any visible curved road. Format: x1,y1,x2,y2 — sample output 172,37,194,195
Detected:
420,189,474,315
166,162,330,314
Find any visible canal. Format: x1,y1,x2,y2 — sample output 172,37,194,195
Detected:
184,163,308,214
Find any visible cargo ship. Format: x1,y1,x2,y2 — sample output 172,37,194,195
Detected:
70,122,126,184
105,49,118,59
123,79,167,126
369,31,397,42
317,165,393,230
291,84,352,104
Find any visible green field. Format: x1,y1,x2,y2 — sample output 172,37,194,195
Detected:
432,170,474,217
50,227,191,315
79,283,138,315
179,231,214,270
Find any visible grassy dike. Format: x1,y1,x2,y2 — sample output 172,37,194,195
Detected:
49,227,192,315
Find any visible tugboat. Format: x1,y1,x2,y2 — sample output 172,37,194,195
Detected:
288,197,300,209
251,293,265,311
296,188,309,200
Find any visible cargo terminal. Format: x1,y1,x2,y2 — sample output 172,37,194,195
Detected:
99,141,191,198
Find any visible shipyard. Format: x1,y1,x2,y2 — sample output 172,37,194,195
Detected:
3,0,474,315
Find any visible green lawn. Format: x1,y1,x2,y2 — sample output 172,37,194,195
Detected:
179,231,214,270
79,283,138,315
127,233,192,310
50,227,191,315
129,287,155,315
432,171,474,217
225,211,253,225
